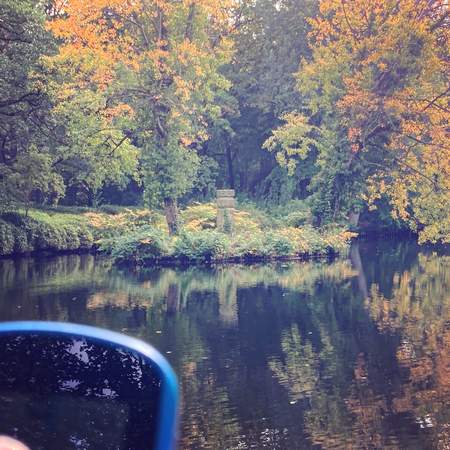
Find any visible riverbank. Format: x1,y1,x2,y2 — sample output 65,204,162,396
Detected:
0,204,356,263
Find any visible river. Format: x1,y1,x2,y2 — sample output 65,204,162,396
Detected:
0,239,449,449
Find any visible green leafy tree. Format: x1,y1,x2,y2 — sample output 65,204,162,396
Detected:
0,0,55,206
1,1,139,209
43,74,140,205
0,0,53,153
207,0,318,201
3,146,65,214
48,0,235,233
265,0,450,239
127,1,234,234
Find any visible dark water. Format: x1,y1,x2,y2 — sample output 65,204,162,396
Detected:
0,240,449,449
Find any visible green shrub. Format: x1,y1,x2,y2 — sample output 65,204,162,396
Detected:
0,204,355,260
0,211,97,254
265,233,295,256
78,227,94,249
1,211,27,226
0,218,35,255
13,226,30,253
237,202,280,229
21,217,41,250
271,199,311,217
61,226,81,250
285,210,311,228
230,232,295,258
174,230,229,261
103,226,170,264
0,220,16,256
230,232,268,258
298,226,326,253
33,222,62,250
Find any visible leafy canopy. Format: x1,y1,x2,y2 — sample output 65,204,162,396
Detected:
265,0,450,242
48,0,235,209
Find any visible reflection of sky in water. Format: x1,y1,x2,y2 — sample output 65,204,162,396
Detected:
0,332,161,449
0,240,448,449
67,339,90,363
60,379,81,391
69,435,90,449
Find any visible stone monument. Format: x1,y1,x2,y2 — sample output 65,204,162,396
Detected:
216,189,235,233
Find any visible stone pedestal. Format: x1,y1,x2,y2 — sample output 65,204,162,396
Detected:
216,189,235,233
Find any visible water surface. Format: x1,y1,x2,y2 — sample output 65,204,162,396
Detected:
0,240,449,449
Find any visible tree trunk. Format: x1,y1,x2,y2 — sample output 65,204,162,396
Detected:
348,210,360,228
24,191,31,217
225,144,235,189
164,197,179,235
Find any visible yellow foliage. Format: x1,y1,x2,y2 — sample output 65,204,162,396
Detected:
233,210,262,235
302,0,450,242
46,0,236,135
181,203,217,231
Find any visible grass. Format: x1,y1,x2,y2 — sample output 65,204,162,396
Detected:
101,203,356,264
0,203,357,263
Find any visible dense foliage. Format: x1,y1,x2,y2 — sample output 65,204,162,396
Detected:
0,211,93,256
102,206,355,264
265,0,449,241
0,0,448,245
0,204,355,261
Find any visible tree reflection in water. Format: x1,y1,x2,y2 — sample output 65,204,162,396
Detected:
364,252,450,449
0,240,448,449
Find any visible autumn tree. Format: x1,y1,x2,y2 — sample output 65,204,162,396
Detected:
48,0,234,233
265,0,450,241
129,0,234,234
44,1,140,206
0,0,140,210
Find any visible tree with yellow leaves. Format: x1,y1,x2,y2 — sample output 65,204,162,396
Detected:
265,0,449,242
48,0,235,233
